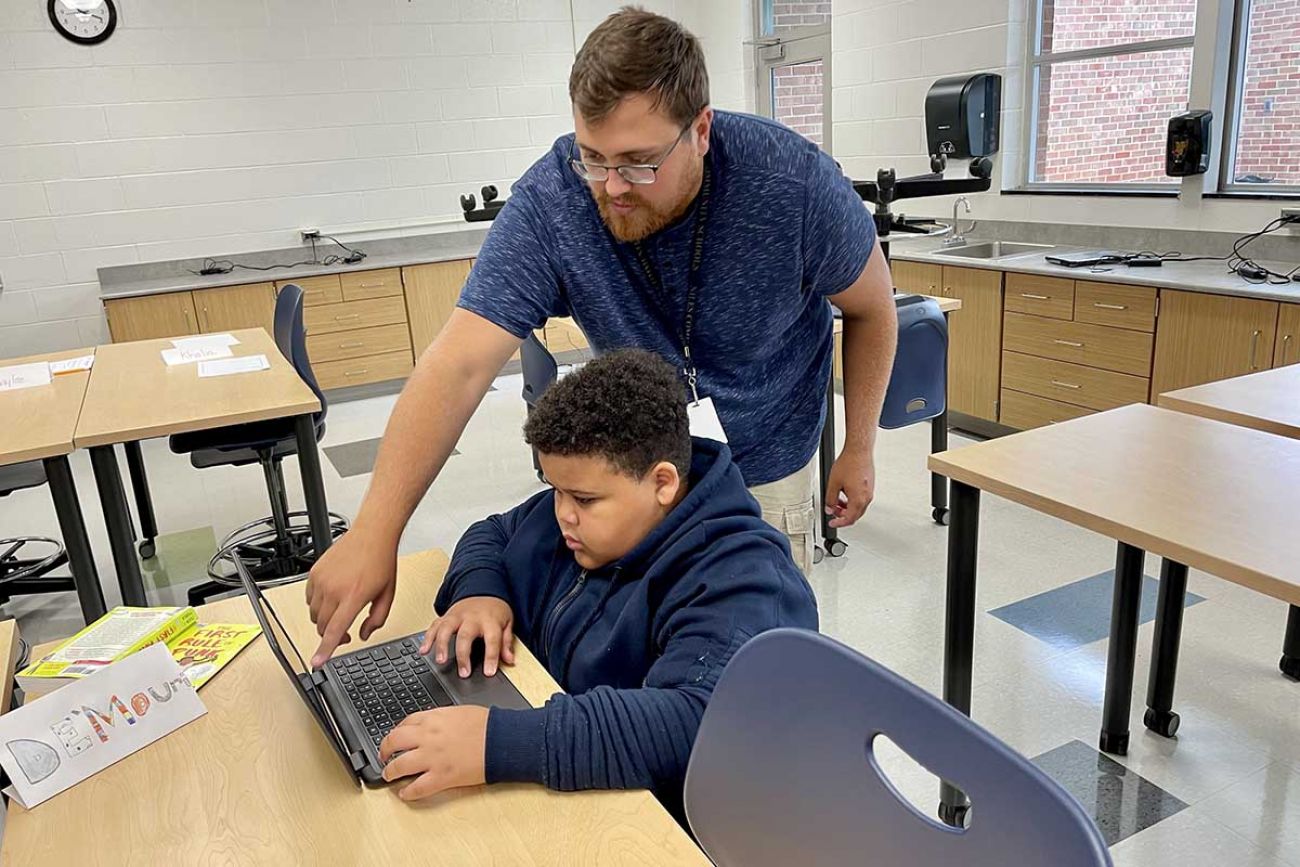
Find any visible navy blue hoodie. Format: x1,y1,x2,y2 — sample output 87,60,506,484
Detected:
434,437,818,815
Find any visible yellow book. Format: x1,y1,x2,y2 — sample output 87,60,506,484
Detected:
17,606,261,697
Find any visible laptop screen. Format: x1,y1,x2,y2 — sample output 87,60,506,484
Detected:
234,556,361,785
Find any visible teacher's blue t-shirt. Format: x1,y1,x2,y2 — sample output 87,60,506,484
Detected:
458,110,875,486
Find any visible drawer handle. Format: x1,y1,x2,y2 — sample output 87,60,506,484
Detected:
1020,293,1050,300
358,282,385,289
1093,302,1127,310
1284,334,1293,364
1053,339,1084,348
344,369,369,377
1250,329,1261,369
334,314,360,321
1050,380,1082,390
339,341,365,349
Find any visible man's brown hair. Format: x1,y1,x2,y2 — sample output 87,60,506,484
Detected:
569,6,710,127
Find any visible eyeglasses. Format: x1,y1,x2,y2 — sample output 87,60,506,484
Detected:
569,123,692,185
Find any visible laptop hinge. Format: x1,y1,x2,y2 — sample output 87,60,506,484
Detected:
309,669,367,772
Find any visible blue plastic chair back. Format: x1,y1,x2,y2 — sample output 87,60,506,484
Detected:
520,331,558,409
684,629,1111,867
275,284,327,428
879,295,948,428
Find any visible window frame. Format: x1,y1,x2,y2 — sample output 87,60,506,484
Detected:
1219,0,1300,196
751,0,832,154
1020,0,1196,192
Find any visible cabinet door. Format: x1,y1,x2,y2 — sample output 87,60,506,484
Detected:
1151,290,1279,396
942,265,1003,421
403,260,474,356
892,261,942,296
104,292,199,342
1275,303,1300,368
193,282,276,334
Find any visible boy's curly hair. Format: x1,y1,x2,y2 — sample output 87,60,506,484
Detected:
524,349,692,480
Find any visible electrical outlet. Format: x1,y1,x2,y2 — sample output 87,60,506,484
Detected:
301,228,320,243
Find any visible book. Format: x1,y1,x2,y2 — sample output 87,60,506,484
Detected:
17,606,261,697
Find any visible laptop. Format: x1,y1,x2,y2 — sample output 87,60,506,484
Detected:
1045,250,1133,268
235,556,531,786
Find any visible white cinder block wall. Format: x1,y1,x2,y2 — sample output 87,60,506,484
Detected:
0,0,749,357
830,0,1289,236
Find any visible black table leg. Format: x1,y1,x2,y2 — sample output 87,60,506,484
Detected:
123,441,157,559
818,375,845,559
294,415,332,559
42,454,107,623
931,312,951,526
1279,606,1300,680
939,480,980,827
89,445,147,606
1144,559,1187,738
1100,542,1145,755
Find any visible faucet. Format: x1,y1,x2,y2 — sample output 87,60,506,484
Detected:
944,197,974,247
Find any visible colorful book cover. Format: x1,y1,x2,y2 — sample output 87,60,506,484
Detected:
17,607,197,692
168,623,262,689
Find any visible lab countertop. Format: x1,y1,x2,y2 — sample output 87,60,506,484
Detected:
889,236,1300,303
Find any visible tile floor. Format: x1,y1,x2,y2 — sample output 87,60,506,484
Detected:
3,374,1300,865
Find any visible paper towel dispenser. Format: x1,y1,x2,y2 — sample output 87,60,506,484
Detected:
925,73,1002,160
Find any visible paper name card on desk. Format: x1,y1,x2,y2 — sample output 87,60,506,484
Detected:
0,644,206,810
198,354,269,378
171,333,240,351
161,345,233,365
48,355,94,376
0,362,52,392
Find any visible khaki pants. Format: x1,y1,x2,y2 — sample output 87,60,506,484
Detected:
748,456,818,576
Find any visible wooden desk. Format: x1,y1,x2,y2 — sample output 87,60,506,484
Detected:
1159,365,1300,681
0,349,106,622
0,618,21,715
72,328,329,608
2,550,707,866
928,403,1300,824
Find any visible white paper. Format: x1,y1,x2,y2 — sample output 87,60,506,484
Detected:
0,362,52,392
197,354,270,378
171,333,239,350
161,345,233,366
687,396,729,444
0,644,206,809
48,355,94,376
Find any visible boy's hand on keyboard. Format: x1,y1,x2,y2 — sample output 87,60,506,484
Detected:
380,705,488,800
421,596,515,677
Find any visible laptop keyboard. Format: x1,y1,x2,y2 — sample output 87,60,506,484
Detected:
331,638,453,749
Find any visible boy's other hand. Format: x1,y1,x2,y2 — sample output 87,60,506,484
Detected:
380,706,488,800
420,596,515,677
306,526,400,669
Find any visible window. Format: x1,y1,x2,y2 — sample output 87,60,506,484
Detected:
1025,0,1197,187
1223,0,1300,193
754,1,831,152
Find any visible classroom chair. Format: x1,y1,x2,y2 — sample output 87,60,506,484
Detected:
684,628,1112,867
520,331,559,481
0,462,78,608
168,284,347,604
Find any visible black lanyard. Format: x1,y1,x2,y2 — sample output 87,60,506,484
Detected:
632,160,712,403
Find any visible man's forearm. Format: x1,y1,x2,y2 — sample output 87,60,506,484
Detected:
840,293,897,454
353,311,519,541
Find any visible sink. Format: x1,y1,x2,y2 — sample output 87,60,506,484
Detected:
935,241,1055,260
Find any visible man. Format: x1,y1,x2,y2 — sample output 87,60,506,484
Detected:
378,350,817,821
306,7,895,667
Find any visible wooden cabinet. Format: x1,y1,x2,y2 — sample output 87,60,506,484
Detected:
280,275,343,307
998,389,1093,430
1274,303,1300,368
891,261,942,296
1074,281,1157,333
1004,273,1074,321
104,292,199,342
942,265,1003,421
193,282,275,334
1151,290,1279,396
403,260,474,357
340,268,403,302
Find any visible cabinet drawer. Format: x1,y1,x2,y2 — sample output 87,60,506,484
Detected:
307,324,412,363
304,296,408,335
999,389,1093,430
1003,312,1153,376
278,275,342,307
313,350,414,390
1001,351,1149,410
1074,282,1157,332
1005,273,1075,321
341,268,403,302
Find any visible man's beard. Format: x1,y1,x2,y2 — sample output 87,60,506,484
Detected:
595,159,703,243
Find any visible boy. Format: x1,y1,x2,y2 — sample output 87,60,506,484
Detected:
378,350,818,818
